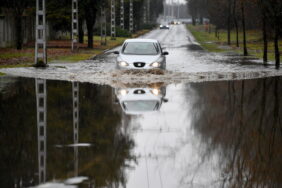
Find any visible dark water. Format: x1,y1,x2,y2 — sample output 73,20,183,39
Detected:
0,76,281,188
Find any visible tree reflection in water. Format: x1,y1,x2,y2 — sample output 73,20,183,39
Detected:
0,78,136,188
189,77,282,187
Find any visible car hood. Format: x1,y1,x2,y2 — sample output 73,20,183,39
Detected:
118,54,160,64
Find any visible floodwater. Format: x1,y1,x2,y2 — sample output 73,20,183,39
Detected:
0,25,282,188
1,25,282,85
0,76,281,188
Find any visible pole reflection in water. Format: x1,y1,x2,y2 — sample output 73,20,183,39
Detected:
1,76,281,187
0,77,136,188
72,82,79,177
35,78,47,184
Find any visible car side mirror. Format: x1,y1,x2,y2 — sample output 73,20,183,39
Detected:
114,99,119,104
162,52,169,55
113,51,120,55
163,98,169,103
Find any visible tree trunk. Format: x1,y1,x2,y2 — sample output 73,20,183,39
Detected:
215,27,220,40
262,13,268,64
86,21,93,48
241,1,248,56
227,0,231,45
84,5,97,49
233,0,239,47
78,17,84,44
192,17,196,26
235,21,239,47
274,25,280,69
200,16,203,25
15,14,23,50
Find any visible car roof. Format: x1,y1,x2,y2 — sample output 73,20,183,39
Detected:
124,39,158,43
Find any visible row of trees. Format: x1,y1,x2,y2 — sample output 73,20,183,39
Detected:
187,0,282,68
0,0,164,49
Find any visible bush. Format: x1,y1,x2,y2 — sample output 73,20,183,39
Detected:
116,26,131,37
142,23,156,30
94,25,131,37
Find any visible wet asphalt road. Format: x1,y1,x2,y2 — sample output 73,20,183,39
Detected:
0,25,282,188
1,25,282,85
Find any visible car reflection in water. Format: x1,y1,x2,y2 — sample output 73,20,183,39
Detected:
115,83,168,115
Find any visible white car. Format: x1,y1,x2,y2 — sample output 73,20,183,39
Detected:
113,39,169,70
160,24,170,29
115,86,168,115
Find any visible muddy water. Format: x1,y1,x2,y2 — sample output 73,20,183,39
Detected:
0,76,281,188
1,25,282,85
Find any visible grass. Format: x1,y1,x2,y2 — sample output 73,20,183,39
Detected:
187,24,282,61
0,52,33,59
54,49,102,62
0,36,130,68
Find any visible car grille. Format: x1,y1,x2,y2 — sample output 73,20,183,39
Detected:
134,89,146,94
134,62,146,68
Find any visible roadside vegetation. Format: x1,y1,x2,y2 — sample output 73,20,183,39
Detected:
0,36,125,67
0,0,161,68
186,0,282,68
188,24,280,61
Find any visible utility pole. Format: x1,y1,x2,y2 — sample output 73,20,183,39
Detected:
171,0,174,20
129,0,134,33
35,0,47,67
72,0,79,51
100,3,107,45
163,0,166,22
177,0,180,21
147,0,150,23
120,0,124,29
143,5,147,24
111,0,116,40
35,78,47,184
168,0,171,22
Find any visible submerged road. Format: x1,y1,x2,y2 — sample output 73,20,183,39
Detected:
1,25,282,85
0,25,282,188
0,76,281,188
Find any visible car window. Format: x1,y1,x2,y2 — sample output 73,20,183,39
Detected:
123,100,159,111
122,42,160,55
158,43,163,53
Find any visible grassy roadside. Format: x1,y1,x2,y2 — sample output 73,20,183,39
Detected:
0,29,150,70
187,24,281,61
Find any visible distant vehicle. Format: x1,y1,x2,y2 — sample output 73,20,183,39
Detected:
172,20,181,25
115,85,168,115
113,39,169,70
159,24,170,29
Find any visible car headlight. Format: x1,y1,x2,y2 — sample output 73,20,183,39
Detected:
119,89,128,96
150,89,160,96
150,62,161,68
118,61,129,67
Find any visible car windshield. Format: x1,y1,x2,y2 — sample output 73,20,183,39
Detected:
122,42,159,55
122,100,159,112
